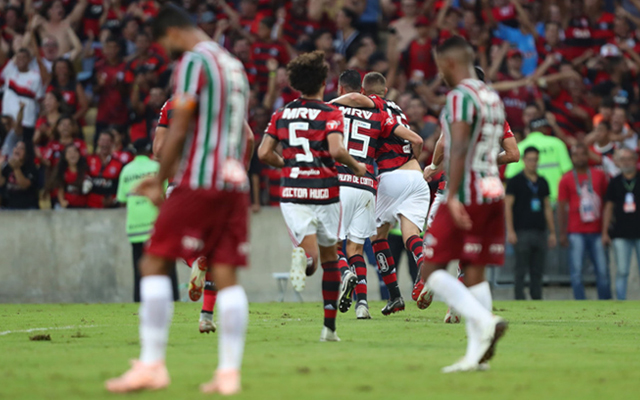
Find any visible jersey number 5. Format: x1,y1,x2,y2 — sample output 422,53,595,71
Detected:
288,122,313,162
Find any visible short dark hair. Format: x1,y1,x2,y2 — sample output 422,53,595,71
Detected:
339,70,362,93
601,97,615,109
362,71,386,96
260,16,276,30
598,120,612,130
152,4,196,41
341,7,359,27
523,146,539,156
436,35,472,56
99,131,115,141
286,51,328,96
105,35,120,45
16,48,30,57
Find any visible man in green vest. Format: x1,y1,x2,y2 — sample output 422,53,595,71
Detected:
505,117,573,203
117,138,178,302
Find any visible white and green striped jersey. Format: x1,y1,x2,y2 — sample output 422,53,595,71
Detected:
441,78,506,205
173,41,250,191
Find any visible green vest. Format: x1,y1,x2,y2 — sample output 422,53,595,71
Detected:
116,156,161,243
504,131,573,203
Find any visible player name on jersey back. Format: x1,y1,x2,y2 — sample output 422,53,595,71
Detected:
265,98,344,205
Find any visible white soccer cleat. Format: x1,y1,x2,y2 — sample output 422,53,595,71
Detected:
199,319,217,334
290,247,307,292
319,326,340,342
355,300,371,319
441,358,481,374
188,256,208,302
444,308,461,324
476,316,508,364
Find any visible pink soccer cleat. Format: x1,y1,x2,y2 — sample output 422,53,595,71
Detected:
188,256,208,301
200,369,241,396
105,360,170,393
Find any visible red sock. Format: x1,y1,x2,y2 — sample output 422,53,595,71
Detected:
202,272,217,314
372,239,401,298
349,254,367,302
337,249,350,276
321,260,340,331
406,235,424,270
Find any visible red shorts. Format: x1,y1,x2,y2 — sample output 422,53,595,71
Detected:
423,200,505,266
146,186,249,267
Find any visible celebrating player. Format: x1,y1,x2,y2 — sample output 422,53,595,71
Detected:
154,98,218,334
106,5,252,394
258,51,367,341
420,66,520,323
416,36,508,373
332,72,428,316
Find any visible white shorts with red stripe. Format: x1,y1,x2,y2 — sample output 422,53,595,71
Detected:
280,202,341,247
338,186,376,245
376,169,430,230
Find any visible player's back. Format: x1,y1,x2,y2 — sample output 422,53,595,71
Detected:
333,102,396,193
173,41,250,191
265,98,344,204
443,78,506,205
368,95,414,174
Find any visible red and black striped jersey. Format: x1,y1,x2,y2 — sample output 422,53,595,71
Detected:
250,40,289,94
157,98,173,128
333,102,399,193
369,94,413,174
265,98,344,205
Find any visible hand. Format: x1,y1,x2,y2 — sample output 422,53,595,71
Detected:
353,162,367,177
251,203,261,214
559,233,569,247
135,176,165,207
544,112,557,127
602,233,611,246
548,233,557,248
447,198,472,230
507,230,517,245
423,165,438,182
216,18,230,33
60,199,69,208
19,101,25,110
266,58,278,72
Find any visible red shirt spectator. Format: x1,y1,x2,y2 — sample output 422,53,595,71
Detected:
495,51,541,132
558,166,608,234
250,17,290,94
94,37,128,128
47,59,88,123
54,144,89,208
124,32,167,85
87,132,124,209
44,116,87,168
129,87,166,143
403,17,437,81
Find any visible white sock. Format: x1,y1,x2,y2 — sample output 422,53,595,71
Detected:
217,285,249,371
468,281,492,312
139,275,174,364
427,270,493,326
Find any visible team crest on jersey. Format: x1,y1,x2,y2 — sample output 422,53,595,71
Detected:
326,120,340,130
109,166,117,174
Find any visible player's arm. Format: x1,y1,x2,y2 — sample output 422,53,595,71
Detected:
244,120,255,170
505,193,517,244
498,136,520,165
258,135,285,169
394,125,423,159
327,133,367,177
424,131,444,181
602,201,614,245
447,119,473,230
330,93,376,109
153,126,166,157
544,197,557,247
557,200,569,247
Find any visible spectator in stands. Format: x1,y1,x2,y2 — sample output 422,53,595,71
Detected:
48,59,89,123
121,16,140,57
403,16,437,83
585,121,619,178
112,128,134,166
506,147,556,300
1,102,24,160
506,118,573,203
558,143,612,300
43,116,87,169
251,16,289,96
33,91,63,151
94,36,128,138
34,0,88,56
124,31,166,86
602,147,640,300
492,0,538,76
0,141,38,209
53,144,89,209
130,85,166,143
388,0,417,52
86,131,123,209
610,107,638,151
334,7,362,60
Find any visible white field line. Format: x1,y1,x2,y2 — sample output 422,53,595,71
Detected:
0,325,101,336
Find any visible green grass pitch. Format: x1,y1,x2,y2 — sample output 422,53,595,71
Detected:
1,301,639,400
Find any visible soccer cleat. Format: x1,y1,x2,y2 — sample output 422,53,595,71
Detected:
478,316,509,364
200,369,241,395
338,270,357,313
411,278,424,302
199,319,217,334
290,247,307,292
355,300,371,319
416,285,434,310
441,358,481,374
105,360,170,393
444,308,461,324
319,326,341,342
381,297,405,316
188,256,208,302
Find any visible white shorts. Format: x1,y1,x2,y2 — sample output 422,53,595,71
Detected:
280,202,341,248
376,169,430,231
427,191,445,230
339,187,376,244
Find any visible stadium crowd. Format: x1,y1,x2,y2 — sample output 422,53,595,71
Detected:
0,0,639,299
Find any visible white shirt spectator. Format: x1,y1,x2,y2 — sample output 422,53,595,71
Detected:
1,60,44,128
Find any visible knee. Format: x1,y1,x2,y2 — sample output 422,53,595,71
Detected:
139,254,170,277
213,265,238,290
346,241,364,258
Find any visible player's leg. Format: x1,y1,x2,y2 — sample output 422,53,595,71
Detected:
200,265,247,395
200,271,218,334
346,240,370,319
372,223,405,315
186,256,208,302
337,240,358,314
106,255,174,392
280,203,319,292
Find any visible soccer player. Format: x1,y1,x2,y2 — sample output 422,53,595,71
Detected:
421,66,520,323
332,70,401,318
155,98,218,334
331,72,428,316
416,36,508,373
106,5,252,394
258,51,367,341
